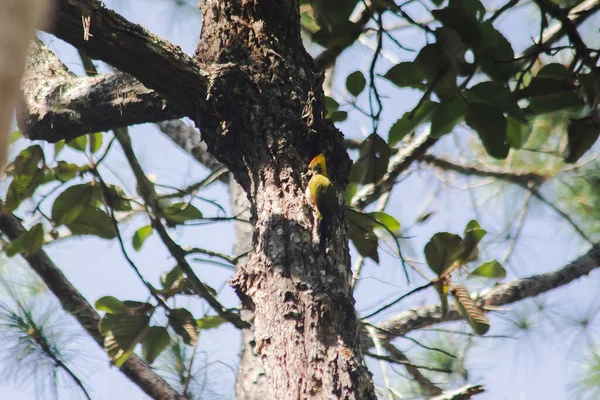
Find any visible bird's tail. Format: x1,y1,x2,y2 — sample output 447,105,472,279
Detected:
319,219,329,252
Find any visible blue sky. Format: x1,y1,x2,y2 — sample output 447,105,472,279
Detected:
1,0,599,399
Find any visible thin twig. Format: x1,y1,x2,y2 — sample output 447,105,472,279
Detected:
366,325,394,400
383,342,443,396
362,281,434,319
364,352,453,373
113,128,249,329
530,187,593,245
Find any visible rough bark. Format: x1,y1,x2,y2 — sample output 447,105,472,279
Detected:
231,180,270,399
193,1,375,399
0,211,185,400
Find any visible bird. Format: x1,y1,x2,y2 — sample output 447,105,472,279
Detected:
306,153,337,251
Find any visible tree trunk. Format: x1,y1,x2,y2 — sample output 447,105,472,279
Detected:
231,181,269,399
195,1,376,398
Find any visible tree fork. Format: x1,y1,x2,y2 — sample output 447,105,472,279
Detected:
195,1,376,398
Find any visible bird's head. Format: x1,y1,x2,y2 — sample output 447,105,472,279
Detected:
308,153,328,177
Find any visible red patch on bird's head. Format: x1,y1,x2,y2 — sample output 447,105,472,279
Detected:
309,153,328,176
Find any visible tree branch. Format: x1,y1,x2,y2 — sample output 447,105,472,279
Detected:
519,0,600,60
113,128,248,330
49,0,207,116
0,211,185,400
361,243,600,348
383,343,443,396
420,154,548,186
313,3,373,71
352,133,438,209
532,0,596,68
19,41,179,142
430,385,485,400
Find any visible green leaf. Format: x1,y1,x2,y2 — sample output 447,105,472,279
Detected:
196,315,227,330
5,145,46,212
350,133,390,184
469,81,522,117
414,44,452,80
132,225,153,251
324,96,339,114
434,70,459,101
346,208,379,263
525,91,584,116
564,117,600,164
89,132,103,153
344,183,358,205
300,11,320,33
580,70,600,106
329,110,348,122
432,7,480,47
163,202,203,224
122,301,154,315
452,285,490,335
66,135,88,152
312,0,359,30
430,97,466,137
424,232,464,275
476,23,516,82
383,62,426,89
470,260,506,279
520,77,573,98
169,308,199,346
5,223,44,257
506,117,530,148
459,219,486,263
95,296,126,314
346,71,366,96
105,185,132,211
161,265,184,290
312,20,362,48
54,141,65,157
101,312,151,366
66,207,116,239
370,211,400,231
54,161,83,182
52,184,100,225
450,0,485,20
24,223,44,256
142,326,171,365
536,63,570,80
465,103,509,159
9,130,21,144
389,101,438,146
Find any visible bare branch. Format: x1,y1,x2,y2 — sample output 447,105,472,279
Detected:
532,0,597,68
156,120,226,175
19,41,178,143
0,211,185,400
362,243,600,348
49,0,208,116
420,155,548,186
430,385,485,400
352,133,438,209
383,343,443,396
113,128,248,330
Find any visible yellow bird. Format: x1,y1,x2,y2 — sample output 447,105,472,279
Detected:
306,154,337,250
